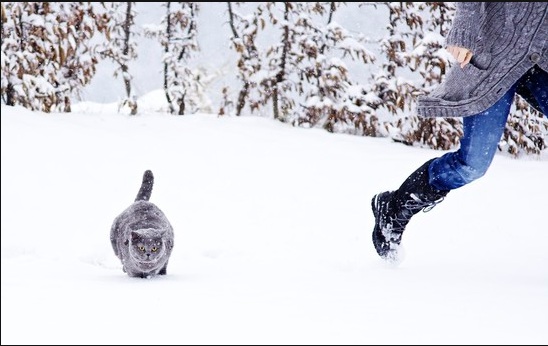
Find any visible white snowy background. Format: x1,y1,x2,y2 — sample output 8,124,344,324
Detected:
2,93,547,345
2,3,548,345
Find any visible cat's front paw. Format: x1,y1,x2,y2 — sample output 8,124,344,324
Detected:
158,267,167,275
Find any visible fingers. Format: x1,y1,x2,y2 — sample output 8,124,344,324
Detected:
460,49,472,68
447,45,473,68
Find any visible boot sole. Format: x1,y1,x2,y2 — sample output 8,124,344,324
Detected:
371,192,402,263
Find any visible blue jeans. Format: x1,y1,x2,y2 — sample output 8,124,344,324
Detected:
429,67,548,191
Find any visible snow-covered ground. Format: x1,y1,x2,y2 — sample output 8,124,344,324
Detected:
2,96,547,345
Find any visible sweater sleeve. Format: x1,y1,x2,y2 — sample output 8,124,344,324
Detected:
445,2,484,52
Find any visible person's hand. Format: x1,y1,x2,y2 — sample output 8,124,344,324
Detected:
447,45,473,68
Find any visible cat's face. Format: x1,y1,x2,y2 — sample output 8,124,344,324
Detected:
129,229,166,263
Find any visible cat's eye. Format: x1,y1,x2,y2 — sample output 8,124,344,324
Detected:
139,246,145,251
151,247,158,252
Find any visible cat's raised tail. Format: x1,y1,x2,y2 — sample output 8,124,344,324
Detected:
135,170,154,202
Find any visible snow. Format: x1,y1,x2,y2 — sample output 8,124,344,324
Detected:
2,2,547,343
2,93,547,345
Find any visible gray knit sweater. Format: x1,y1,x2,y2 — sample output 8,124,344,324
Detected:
416,2,547,118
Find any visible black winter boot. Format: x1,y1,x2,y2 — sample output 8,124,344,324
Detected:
371,159,449,262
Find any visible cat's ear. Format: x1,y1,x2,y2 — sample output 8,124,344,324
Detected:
160,229,172,237
130,231,140,242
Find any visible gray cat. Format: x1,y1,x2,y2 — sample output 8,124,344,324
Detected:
110,170,174,278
